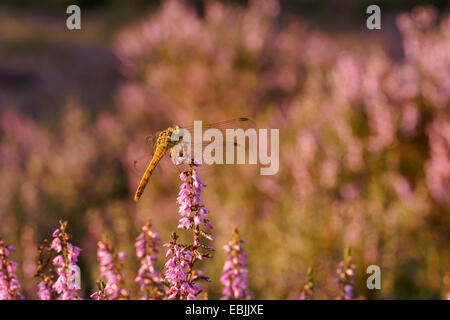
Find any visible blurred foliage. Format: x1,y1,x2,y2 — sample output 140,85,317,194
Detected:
0,0,449,299
2,0,449,11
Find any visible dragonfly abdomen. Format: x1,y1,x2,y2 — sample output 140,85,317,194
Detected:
134,143,168,201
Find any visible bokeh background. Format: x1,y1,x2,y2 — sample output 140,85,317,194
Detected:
0,0,449,299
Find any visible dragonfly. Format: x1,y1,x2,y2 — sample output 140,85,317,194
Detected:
134,117,253,201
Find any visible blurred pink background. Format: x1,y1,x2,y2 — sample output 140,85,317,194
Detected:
0,0,449,299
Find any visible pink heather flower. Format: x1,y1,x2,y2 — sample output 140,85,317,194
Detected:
192,172,206,194
175,163,213,237
94,240,130,300
179,172,188,181
37,281,52,300
220,229,251,300
135,221,163,299
67,243,82,264
36,241,56,300
90,280,108,300
118,251,128,260
165,162,214,300
334,248,357,300
52,255,65,267
0,239,24,300
50,221,82,300
50,237,62,253
53,274,68,293
163,237,205,300
178,217,191,229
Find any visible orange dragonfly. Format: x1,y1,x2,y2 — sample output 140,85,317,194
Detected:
134,118,253,201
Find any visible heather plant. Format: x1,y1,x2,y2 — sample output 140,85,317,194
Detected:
35,221,82,300
135,221,163,299
36,240,56,300
91,240,130,300
163,161,214,300
334,248,357,300
444,275,450,300
0,238,23,300
299,267,314,300
3,217,367,300
220,229,250,300
51,221,82,300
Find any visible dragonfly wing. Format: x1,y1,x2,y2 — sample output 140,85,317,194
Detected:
179,117,254,131
171,118,258,168
179,117,256,148
133,131,161,173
